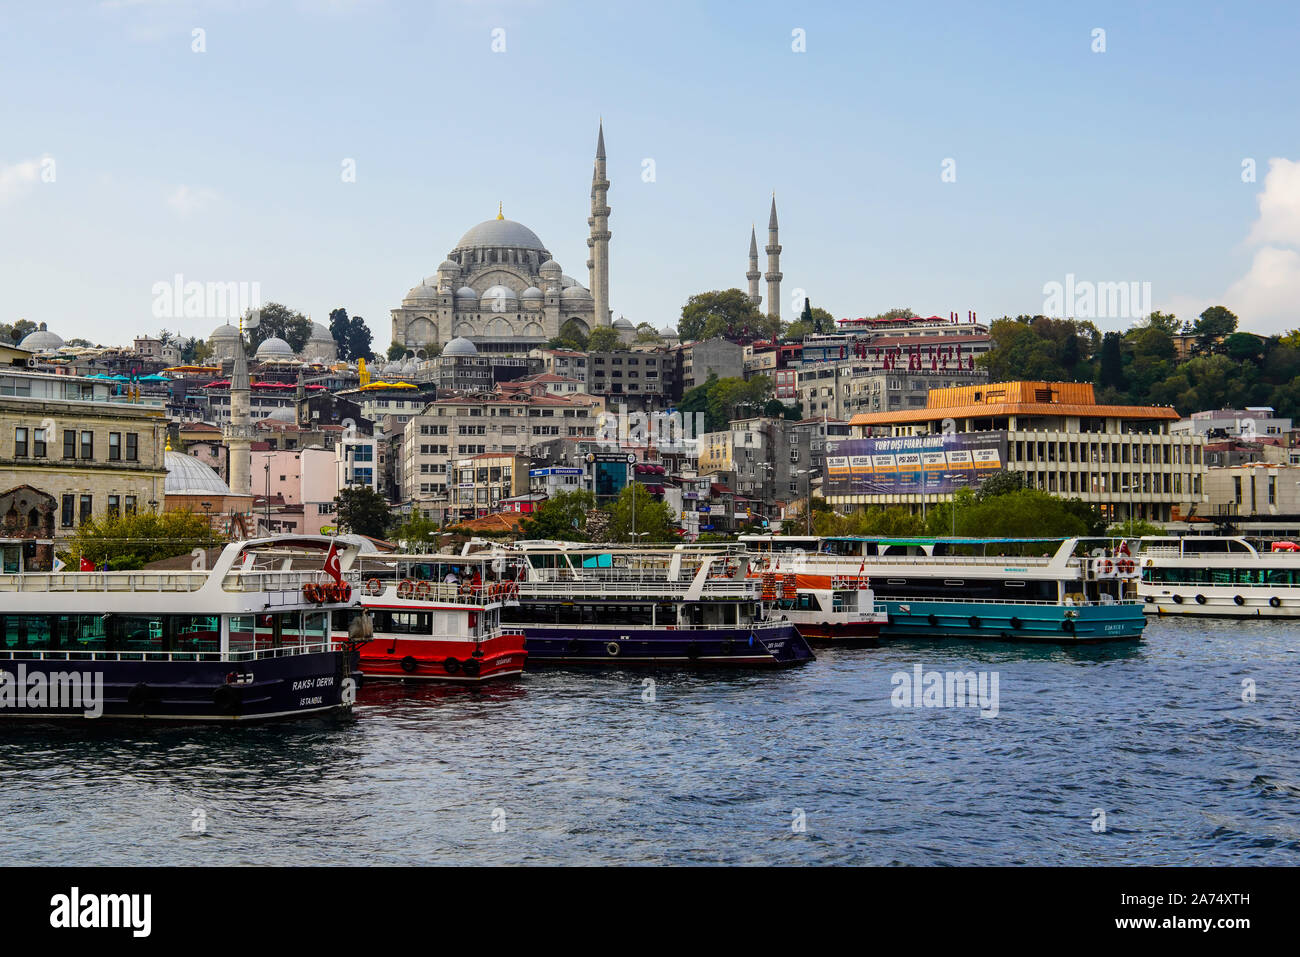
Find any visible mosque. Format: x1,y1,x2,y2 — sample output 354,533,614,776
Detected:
389,122,613,357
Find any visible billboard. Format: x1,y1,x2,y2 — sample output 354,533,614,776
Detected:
823,432,1007,495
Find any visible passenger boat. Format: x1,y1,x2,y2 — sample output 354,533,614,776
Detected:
491,542,814,666
1136,535,1300,617
0,536,367,721
751,564,887,644
333,554,527,683
740,535,1146,642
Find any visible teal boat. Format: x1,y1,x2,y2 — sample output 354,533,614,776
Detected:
738,535,1146,642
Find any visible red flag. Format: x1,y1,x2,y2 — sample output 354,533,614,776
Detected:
79,557,94,571
323,541,342,583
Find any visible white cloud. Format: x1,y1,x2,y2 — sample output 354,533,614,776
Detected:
167,184,218,215
1246,158,1300,247
1224,246,1300,334
0,159,42,205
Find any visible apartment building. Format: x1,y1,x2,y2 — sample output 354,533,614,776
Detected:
797,362,986,418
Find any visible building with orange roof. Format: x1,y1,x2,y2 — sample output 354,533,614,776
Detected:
828,381,1207,524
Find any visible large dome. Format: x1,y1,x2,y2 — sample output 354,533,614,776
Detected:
453,218,547,252
308,321,332,341
165,451,233,496
210,322,239,340
443,336,478,357
18,323,64,351
256,336,294,359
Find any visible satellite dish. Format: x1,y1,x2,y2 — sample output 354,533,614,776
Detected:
244,309,262,331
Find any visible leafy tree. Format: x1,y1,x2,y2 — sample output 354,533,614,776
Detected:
334,486,392,538
974,470,1025,501
815,506,925,537
634,322,661,343
1223,332,1264,363
243,302,312,354
679,288,778,343
347,315,373,361
938,488,1090,538
1140,311,1181,336
0,319,38,345
979,316,1099,382
520,489,595,541
62,509,221,570
1193,305,1238,339
809,306,837,335
764,398,803,421
586,326,622,351
608,483,677,542
387,341,407,361
1105,518,1165,537
391,512,442,551
547,319,589,351
179,336,213,364
330,308,354,360
1098,331,1125,390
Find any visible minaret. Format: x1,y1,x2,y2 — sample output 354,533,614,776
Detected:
586,165,596,294
765,193,783,321
746,225,762,308
590,120,612,327
224,319,252,496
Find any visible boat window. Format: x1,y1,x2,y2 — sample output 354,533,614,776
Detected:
0,614,220,654
943,580,964,586
303,611,329,643
1004,581,1026,588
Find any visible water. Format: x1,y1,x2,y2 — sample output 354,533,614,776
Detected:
1,617,1297,865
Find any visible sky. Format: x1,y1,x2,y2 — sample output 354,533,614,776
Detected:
2,0,1300,348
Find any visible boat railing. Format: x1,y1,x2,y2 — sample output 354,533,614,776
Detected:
774,554,1062,568
0,571,210,594
1138,546,1181,557
0,640,345,664
876,595,1141,607
518,578,757,599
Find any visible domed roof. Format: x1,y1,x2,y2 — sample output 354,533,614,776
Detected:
660,325,677,336
18,323,64,351
164,450,233,496
612,316,634,329
560,274,580,288
560,285,592,300
266,406,296,423
401,359,418,375
455,286,478,299
210,322,240,340
405,282,439,301
539,259,562,274
481,284,518,304
437,260,460,273
255,336,294,358
520,286,544,300
444,336,478,356
454,218,547,251
308,321,332,341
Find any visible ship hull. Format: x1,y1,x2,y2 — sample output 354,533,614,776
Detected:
1142,587,1300,618
0,649,359,721
878,600,1145,642
521,624,814,666
354,632,527,683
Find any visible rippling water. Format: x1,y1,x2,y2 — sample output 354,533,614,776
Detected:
2,618,1298,865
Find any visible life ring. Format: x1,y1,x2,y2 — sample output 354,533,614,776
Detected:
605,641,621,657
1172,594,1184,604
397,580,414,599
366,578,382,596
302,583,318,603
968,615,982,629
1269,596,1281,608
1009,616,1023,630
1233,594,1245,606
1062,619,1075,633
400,655,418,674
414,581,431,601
1117,559,1135,575
1195,594,1207,605
461,657,481,677
1099,559,1114,575
442,657,460,675
566,638,581,654
720,639,734,655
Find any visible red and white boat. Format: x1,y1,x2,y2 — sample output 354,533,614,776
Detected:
333,555,527,683
751,564,888,644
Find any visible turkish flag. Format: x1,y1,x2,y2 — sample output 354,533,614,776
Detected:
323,541,342,583
79,557,95,571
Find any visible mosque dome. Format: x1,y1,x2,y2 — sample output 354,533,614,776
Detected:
612,317,634,329
308,322,333,342
18,323,64,351
539,259,562,275
405,282,439,301
437,260,460,273
454,218,547,252
481,284,519,305
164,450,233,496
444,337,478,356
255,336,294,359
660,325,677,337
560,285,592,301
520,286,544,301
210,323,240,340
455,286,478,300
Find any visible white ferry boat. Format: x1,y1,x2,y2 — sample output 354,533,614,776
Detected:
740,535,1146,642
752,566,888,644
0,536,368,721
1137,535,1300,617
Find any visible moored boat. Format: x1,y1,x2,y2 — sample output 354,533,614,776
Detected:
0,536,367,721
751,565,888,644
1137,535,1300,617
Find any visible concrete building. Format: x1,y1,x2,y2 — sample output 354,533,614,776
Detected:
839,381,1207,524
797,362,986,418
1205,463,1300,524
448,453,530,523
1172,407,1292,441
677,338,746,392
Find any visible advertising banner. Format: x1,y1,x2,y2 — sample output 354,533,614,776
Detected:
823,432,1007,495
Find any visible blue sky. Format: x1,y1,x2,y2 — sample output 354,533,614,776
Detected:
3,0,1299,346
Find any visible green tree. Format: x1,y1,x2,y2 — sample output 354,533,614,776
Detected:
0,319,38,345
392,512,442,551
1098,331,1125,390
62,509,222,570
244,302,312,354
941,488,1090,538
387,341,407,361
974,470,1025,501
586,326,623,351
179,336,213,364
1224,332,1264,363
1140,311,1181,335
546,319,589,351
520,489,595,541
1105,518,1165,537
329,307,354,360
679,288,777,343
347,316,373,361
634,322,661,343
608,483,676,542
334,486,392,538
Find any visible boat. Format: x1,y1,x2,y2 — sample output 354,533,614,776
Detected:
740,535,1146,642
0,536,368,721
752,565,887,644
490,542,815,666
333,554,527,683
1136,535,1300,617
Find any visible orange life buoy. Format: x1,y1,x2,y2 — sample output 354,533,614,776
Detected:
340,582,352,601
303,583,318,603
414,580,431,601
397,579,414,599
1117,558,1135,575
366,578,382,596
1099,558,1114,575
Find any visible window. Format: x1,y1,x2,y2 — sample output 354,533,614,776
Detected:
33,428,46,457
108,432,121,461
79,495,93,525
63,430,76,459
80,431,94,460
61,494,74,528
13,427,27,457
107,495,120,517
126,433,138,461
124,495,137,516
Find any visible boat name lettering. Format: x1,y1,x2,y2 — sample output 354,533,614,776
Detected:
292,677,335,691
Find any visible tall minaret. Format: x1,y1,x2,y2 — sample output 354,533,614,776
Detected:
746,225,762,308
765,193,783,321
586,165,597,294
590,120,612,327
224,320,252,496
